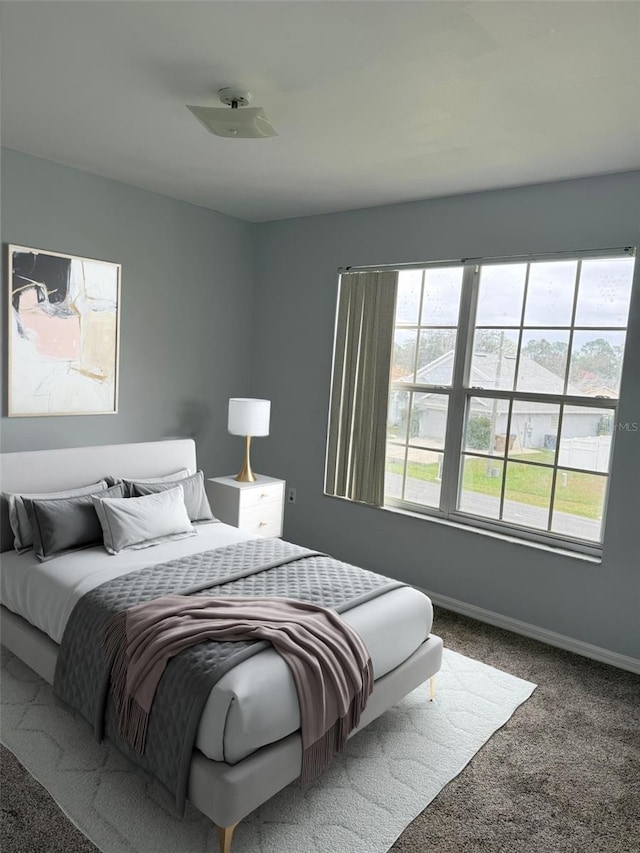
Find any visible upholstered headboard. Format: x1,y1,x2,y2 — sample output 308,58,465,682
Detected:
0,439,197,552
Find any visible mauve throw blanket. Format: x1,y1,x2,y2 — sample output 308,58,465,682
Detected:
103,594,374,783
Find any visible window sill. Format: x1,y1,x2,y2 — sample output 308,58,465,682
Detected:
385,503,603,563
324,492,602,564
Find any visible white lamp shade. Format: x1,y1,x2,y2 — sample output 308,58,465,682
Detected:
228,398,271,437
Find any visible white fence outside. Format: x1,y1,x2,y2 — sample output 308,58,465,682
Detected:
557,435,611,473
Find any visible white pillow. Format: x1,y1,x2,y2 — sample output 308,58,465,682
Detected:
92,486,195,555
6,480,110,553
129,471,215,524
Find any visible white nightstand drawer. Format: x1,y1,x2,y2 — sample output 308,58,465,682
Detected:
238,502,283,537
238,481,284,510
207,474,285,537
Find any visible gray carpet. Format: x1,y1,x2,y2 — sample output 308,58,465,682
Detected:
2,606,639,853
391,608,640,853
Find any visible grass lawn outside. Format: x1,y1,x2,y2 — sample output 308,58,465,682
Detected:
386,451,604,520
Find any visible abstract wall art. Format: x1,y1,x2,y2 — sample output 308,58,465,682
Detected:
8,245,121,416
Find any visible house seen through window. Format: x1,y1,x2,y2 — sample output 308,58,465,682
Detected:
383,251,636,553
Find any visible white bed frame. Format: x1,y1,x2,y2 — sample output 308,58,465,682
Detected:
0,440,443,853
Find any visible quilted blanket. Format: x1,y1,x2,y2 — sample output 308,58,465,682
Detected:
54,538,403,811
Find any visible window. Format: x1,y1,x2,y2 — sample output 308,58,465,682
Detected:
328,249,636,555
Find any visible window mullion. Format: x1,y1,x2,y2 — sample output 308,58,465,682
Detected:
498,399,513,520
400,393,412,499
410,270,426,382
546,403,566,531
439,264,478,515
562,260,581,395
511,262,530,393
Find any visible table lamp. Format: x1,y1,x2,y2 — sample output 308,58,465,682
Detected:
228,398,271,482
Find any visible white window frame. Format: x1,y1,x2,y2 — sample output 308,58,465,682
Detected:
348,247,635,557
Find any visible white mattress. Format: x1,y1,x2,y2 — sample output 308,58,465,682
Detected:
0,524,433,763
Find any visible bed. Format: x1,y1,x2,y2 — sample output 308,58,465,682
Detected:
0,439,443,853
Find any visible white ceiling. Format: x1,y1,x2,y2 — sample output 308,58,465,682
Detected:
1,1,639,222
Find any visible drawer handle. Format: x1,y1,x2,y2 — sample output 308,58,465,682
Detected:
259,521,268,527
260,493,269,498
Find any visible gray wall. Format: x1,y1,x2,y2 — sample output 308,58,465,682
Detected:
1,149,256,474
252,172,640,659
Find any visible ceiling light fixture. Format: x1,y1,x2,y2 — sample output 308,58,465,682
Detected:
187,87,278,139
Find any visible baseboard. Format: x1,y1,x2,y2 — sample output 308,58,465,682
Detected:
421,588,640,675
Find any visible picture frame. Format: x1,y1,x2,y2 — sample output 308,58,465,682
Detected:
7,244,121,417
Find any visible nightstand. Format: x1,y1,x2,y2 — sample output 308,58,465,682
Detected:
206,475,285,537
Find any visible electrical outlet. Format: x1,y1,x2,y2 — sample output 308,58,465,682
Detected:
287,487,297,504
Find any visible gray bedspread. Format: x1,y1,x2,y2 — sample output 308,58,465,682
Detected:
54,538,403,812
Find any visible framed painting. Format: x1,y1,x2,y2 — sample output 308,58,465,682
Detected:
7,245,121,417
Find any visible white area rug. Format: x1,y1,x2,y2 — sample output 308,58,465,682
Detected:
1,647,535,853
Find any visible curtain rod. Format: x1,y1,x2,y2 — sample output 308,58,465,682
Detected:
339,246,635,274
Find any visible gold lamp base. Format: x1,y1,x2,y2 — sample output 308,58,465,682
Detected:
235,435,257,482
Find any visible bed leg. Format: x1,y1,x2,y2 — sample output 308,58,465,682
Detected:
218,822,238,853
429,676,436,701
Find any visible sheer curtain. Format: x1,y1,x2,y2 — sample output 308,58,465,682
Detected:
325,270,398,506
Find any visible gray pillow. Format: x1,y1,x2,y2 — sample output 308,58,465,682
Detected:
92,486,195,555
120,468,190,497
7,480,110,554
130,470,215,523
26,483,125,562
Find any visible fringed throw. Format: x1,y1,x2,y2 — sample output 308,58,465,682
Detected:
102,595,374,782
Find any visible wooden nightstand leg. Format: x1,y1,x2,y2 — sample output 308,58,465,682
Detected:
429,676,436,701
218,822,238,853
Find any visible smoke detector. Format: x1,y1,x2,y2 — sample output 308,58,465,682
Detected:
187,87,278,139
